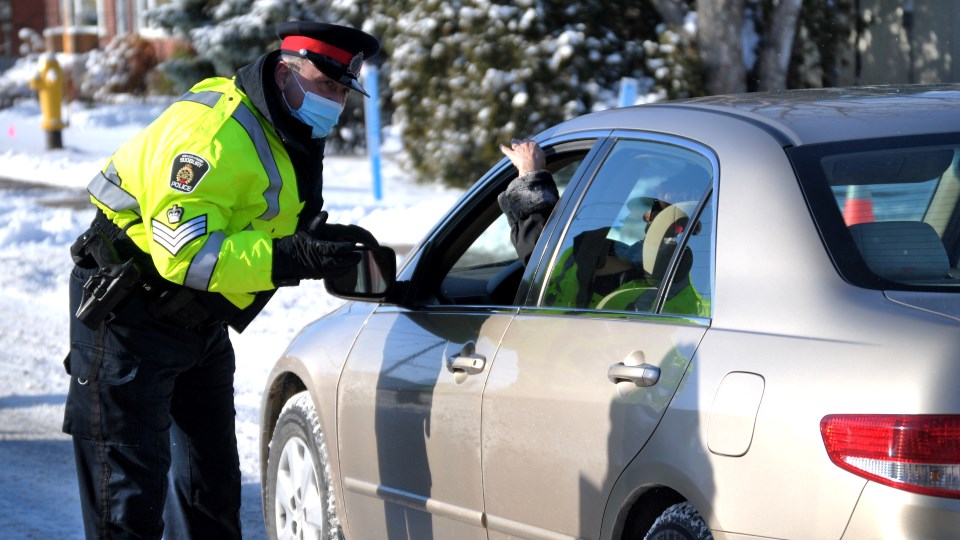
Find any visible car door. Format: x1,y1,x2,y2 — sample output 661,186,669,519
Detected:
336,139,599,539
481,136,718,539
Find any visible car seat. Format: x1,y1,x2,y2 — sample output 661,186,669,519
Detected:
848,221,951,282
642,201,698,284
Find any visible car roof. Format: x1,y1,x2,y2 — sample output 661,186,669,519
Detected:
547,84,960,147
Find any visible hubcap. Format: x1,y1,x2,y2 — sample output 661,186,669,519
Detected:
275,436,325,540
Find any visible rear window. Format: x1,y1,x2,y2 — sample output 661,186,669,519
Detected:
789,134,960,291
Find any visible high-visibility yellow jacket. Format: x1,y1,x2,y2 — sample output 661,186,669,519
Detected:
87,76,304,313
544,247,710,317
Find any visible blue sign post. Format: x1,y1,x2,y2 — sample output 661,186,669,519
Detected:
618,77,638,108
364,66,383,201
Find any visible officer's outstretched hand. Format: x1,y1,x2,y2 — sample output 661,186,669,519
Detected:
310,211,380,247
272,230,362,287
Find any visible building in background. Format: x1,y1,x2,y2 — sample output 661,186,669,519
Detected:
0,0,45,67
1,0,174,60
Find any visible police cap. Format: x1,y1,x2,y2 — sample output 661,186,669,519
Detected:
277,21,380,97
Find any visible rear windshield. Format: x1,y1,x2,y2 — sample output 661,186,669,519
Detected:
789,133,960,291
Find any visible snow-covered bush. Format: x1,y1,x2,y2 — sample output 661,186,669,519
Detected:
0,56,38,108
80,34,158,101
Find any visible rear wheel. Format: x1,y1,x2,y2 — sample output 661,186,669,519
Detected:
265,391,340,540
644,502,713,540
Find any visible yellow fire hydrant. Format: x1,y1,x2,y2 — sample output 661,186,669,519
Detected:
28,54,66,150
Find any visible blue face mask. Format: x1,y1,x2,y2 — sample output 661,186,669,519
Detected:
283,71,343,139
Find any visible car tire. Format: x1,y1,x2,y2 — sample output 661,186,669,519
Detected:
265,391,341,540
644,502,713,540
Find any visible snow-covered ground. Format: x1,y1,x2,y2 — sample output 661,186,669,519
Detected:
0,98,463,538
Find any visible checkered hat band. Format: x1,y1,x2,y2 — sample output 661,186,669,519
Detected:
281,36,352,65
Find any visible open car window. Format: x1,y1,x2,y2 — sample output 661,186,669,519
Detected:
426,145,593,307
450,158,581,272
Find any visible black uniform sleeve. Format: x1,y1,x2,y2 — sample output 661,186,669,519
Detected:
497,170,560,264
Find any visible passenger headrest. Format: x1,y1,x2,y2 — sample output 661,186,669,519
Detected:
848,221,949,281
643,201,697,281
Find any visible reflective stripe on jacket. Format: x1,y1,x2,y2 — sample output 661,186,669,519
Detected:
87,76,303,310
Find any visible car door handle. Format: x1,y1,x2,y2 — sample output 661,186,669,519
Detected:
607,363,660,387
446,342,486,375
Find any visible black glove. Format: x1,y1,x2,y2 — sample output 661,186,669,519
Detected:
272,231,362,287
309,211,380,247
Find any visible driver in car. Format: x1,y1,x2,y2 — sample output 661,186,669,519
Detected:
498,139,708,316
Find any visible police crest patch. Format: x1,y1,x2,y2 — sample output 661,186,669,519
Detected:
170,153,211,193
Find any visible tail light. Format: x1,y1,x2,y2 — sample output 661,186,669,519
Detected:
820,414,960,499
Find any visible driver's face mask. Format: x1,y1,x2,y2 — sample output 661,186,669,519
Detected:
612,238,644,265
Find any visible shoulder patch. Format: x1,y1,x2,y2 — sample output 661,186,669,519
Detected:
170,153,211,193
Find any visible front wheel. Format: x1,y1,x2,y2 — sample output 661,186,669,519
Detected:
265,391,340,540
644,502,713,540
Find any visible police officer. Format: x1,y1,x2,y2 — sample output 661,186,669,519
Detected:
64,21,381,539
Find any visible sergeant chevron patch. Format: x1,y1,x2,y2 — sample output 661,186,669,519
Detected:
153,214,207,256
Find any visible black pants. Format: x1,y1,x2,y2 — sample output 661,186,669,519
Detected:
64,264,241,539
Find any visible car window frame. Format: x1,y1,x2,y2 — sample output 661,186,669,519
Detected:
523,130,719,323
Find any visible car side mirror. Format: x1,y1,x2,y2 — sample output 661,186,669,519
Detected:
323,245,397,301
